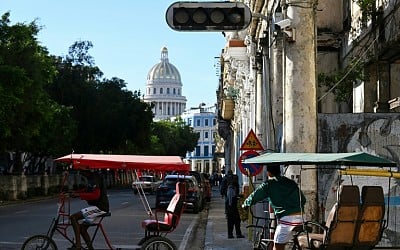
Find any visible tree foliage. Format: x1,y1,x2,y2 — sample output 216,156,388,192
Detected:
0,12,75,173
150,118,199,157
48,41,154,154
0,13,201,174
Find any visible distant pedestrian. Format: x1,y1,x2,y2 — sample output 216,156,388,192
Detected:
220,169,244,239
213,172,218,186
218,172,223,187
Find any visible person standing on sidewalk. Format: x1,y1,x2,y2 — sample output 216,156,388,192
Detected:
220,169,245,239
242,165,306,250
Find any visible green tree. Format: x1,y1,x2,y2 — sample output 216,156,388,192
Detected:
49,41,154,154
91,78,153,153
0,12,74,173
150,118,199,157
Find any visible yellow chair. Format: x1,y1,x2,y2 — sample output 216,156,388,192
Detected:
354,186,385,249
297,185,360,250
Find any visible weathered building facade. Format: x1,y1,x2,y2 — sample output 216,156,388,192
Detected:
216,0,400,246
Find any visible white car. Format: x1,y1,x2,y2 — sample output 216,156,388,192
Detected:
132,175,161,194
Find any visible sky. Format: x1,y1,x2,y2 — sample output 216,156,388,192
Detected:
2,1,226,109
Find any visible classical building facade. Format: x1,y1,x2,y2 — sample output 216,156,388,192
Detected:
181,105,219,175
144,47,187,121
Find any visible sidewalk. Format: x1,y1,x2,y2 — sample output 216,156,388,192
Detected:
204,187,253,250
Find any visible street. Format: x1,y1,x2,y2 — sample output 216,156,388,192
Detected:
0,189,204,249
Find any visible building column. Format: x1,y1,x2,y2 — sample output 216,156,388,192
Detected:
283,0,318,221
191,159,195,171
374,61,390,112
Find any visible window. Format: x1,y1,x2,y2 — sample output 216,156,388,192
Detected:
204,131,209,139
160,88,163,94
205,119,209,126
173,88,176,94
196,119,201,127
167,88,170,94
213,118,216,126
153,88,156,94
204,146,209,156
195,146,201,156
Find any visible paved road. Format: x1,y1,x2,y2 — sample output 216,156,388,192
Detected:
0,189,203,249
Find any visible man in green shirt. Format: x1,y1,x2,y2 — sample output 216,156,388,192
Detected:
243,165,306,250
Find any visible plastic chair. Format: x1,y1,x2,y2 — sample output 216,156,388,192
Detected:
141,181,186,236
297,185,360,249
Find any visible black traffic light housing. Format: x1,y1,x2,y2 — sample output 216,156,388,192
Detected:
166,1,252,31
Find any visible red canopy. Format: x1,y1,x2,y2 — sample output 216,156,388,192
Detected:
55,154,190,172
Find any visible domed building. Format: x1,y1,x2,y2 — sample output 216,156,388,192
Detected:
144,47,187,120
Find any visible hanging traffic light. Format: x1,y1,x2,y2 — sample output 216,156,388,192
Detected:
166,1,252,31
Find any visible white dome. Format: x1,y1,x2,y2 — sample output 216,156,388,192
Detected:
147,47,181,82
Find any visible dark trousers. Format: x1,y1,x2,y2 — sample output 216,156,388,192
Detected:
226,199,242,236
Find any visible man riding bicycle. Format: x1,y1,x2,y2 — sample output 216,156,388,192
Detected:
242,165,306,250
69,167,109,250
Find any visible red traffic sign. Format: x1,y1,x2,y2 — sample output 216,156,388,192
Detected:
238,150,262,176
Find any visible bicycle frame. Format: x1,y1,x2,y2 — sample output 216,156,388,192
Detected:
246,203,275,250
47,171,114,249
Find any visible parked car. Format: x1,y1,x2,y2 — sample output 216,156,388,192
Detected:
201,172,212,202
189,171,210,205
155,174,203,213
132,175,161,194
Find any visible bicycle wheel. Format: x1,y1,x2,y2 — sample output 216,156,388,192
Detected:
140,236,177,250
21,234,57,250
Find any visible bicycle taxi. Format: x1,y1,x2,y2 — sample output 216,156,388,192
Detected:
22,153,190,250
242,151,399,250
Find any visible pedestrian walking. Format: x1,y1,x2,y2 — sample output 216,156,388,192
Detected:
220,169,245,239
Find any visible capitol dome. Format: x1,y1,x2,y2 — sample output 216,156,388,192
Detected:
144,47,187,121
147,47,181,82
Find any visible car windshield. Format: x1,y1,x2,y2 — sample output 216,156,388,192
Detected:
163,178,194,188
139,176,153,182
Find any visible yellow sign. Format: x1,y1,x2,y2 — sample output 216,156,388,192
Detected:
240,129,264,150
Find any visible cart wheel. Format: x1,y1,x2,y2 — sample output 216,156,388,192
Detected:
140,236,176,250
21,234,57,250
138,236,151,245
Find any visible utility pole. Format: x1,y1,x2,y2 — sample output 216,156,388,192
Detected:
282,0,318,220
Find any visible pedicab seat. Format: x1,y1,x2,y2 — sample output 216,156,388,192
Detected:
354,185,385,248
297,185,361,249
141,181,186,234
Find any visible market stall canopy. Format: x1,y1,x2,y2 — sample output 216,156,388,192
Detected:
55,154,190,172
242,152,397,167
